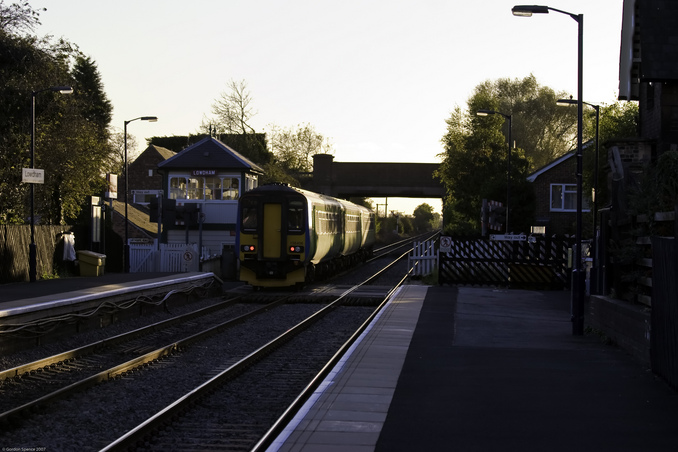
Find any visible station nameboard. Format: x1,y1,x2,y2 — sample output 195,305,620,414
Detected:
22,168,44,184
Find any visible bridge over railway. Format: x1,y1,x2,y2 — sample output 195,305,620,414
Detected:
303,154,444,200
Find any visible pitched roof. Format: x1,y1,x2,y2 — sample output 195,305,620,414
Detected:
157,137,264,173
111,200,157,238
526,151,575,183
526,140,594,182
150,144,176,160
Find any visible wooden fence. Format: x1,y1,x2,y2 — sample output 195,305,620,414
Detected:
438,235,572,289
129,240,204,273
408,240,437,277
0,225,75,283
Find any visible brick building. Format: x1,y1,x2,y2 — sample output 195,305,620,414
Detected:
619,0,678,156
527,147,591,236
126,144,176,204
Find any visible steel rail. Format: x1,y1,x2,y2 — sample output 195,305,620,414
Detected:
101,253,411,451
0,295,243,381
251,262,414,451
0,295,290,425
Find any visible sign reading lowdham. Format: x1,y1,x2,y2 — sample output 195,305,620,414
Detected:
22,168,44,184
192,169,217,176
490,234,527,241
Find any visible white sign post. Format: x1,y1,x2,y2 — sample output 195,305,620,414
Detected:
22,168,44,184
490,234,527,242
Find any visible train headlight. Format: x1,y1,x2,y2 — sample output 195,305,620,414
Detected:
289,245,303,253
242,245,255,252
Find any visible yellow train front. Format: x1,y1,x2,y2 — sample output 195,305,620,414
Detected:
237,184,375,288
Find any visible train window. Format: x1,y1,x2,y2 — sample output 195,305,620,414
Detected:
288,201,304,232
241,198,258,230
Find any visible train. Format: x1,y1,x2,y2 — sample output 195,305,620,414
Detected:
237,183,376,288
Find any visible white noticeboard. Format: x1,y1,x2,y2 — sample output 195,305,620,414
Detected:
22,168,44,184
490,234,527,242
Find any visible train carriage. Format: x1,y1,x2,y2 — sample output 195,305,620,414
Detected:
237,184,374,287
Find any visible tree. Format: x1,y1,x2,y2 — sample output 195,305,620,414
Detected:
0,3,115,224
201,79,272,165
412,203,435,232
471,75,577,170
0,1,43,35
268,123,334,174
435,76,564,235
107,129,139,175
205,79,256,135
583,101,639,210
72,55,112,139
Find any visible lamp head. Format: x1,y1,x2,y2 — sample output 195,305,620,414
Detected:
512,5,550,16
556,98,578,107
141,116,158,122
54,86,74,95
476,109,494,117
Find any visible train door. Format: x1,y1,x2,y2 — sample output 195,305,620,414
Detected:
263,203,282,258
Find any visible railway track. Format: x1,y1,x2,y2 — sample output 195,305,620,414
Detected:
0,236,428,450
101,258,412,451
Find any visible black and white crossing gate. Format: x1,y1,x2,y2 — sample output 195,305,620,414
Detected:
438,235,573,289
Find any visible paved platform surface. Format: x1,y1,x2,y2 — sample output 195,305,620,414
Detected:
269,285,678,452
0,273,181,304
2,277,677,451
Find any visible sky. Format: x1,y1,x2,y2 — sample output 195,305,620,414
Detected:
35,0,625,216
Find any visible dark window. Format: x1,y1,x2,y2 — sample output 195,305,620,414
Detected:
288,201,305,232
241,198,258,230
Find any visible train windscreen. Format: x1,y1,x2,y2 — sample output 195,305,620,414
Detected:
241,197,258,230
288,200,305,232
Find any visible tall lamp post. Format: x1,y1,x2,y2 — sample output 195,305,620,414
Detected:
476,109,512,232
557,97,601,293
123,116,158,273
29,86,74,282
513,4,585,335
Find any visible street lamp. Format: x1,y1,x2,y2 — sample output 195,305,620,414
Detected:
557,98,601,283
513,4,585,335
477,109,512,232
29,86,73,282
123,116,158,273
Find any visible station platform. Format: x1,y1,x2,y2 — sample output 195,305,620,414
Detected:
267,285,678,452
0,272,215,321
2,277,677,451
0,273,218,354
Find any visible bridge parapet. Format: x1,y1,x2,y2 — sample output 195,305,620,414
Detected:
307,154,443,199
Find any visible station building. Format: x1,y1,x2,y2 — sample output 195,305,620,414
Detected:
154,136,264,257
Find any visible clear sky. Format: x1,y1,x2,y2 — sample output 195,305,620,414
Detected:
36,0,624,216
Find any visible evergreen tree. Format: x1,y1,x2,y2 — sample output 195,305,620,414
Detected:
0,3,115,224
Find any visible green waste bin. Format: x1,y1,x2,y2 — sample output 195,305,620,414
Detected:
77,250,106,276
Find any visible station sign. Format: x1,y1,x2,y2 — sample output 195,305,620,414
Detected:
490,234,527,242
22,168,44,184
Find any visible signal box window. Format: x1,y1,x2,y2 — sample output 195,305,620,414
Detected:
169,177,187,199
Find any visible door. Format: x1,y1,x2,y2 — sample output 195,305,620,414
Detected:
263,203,282,258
